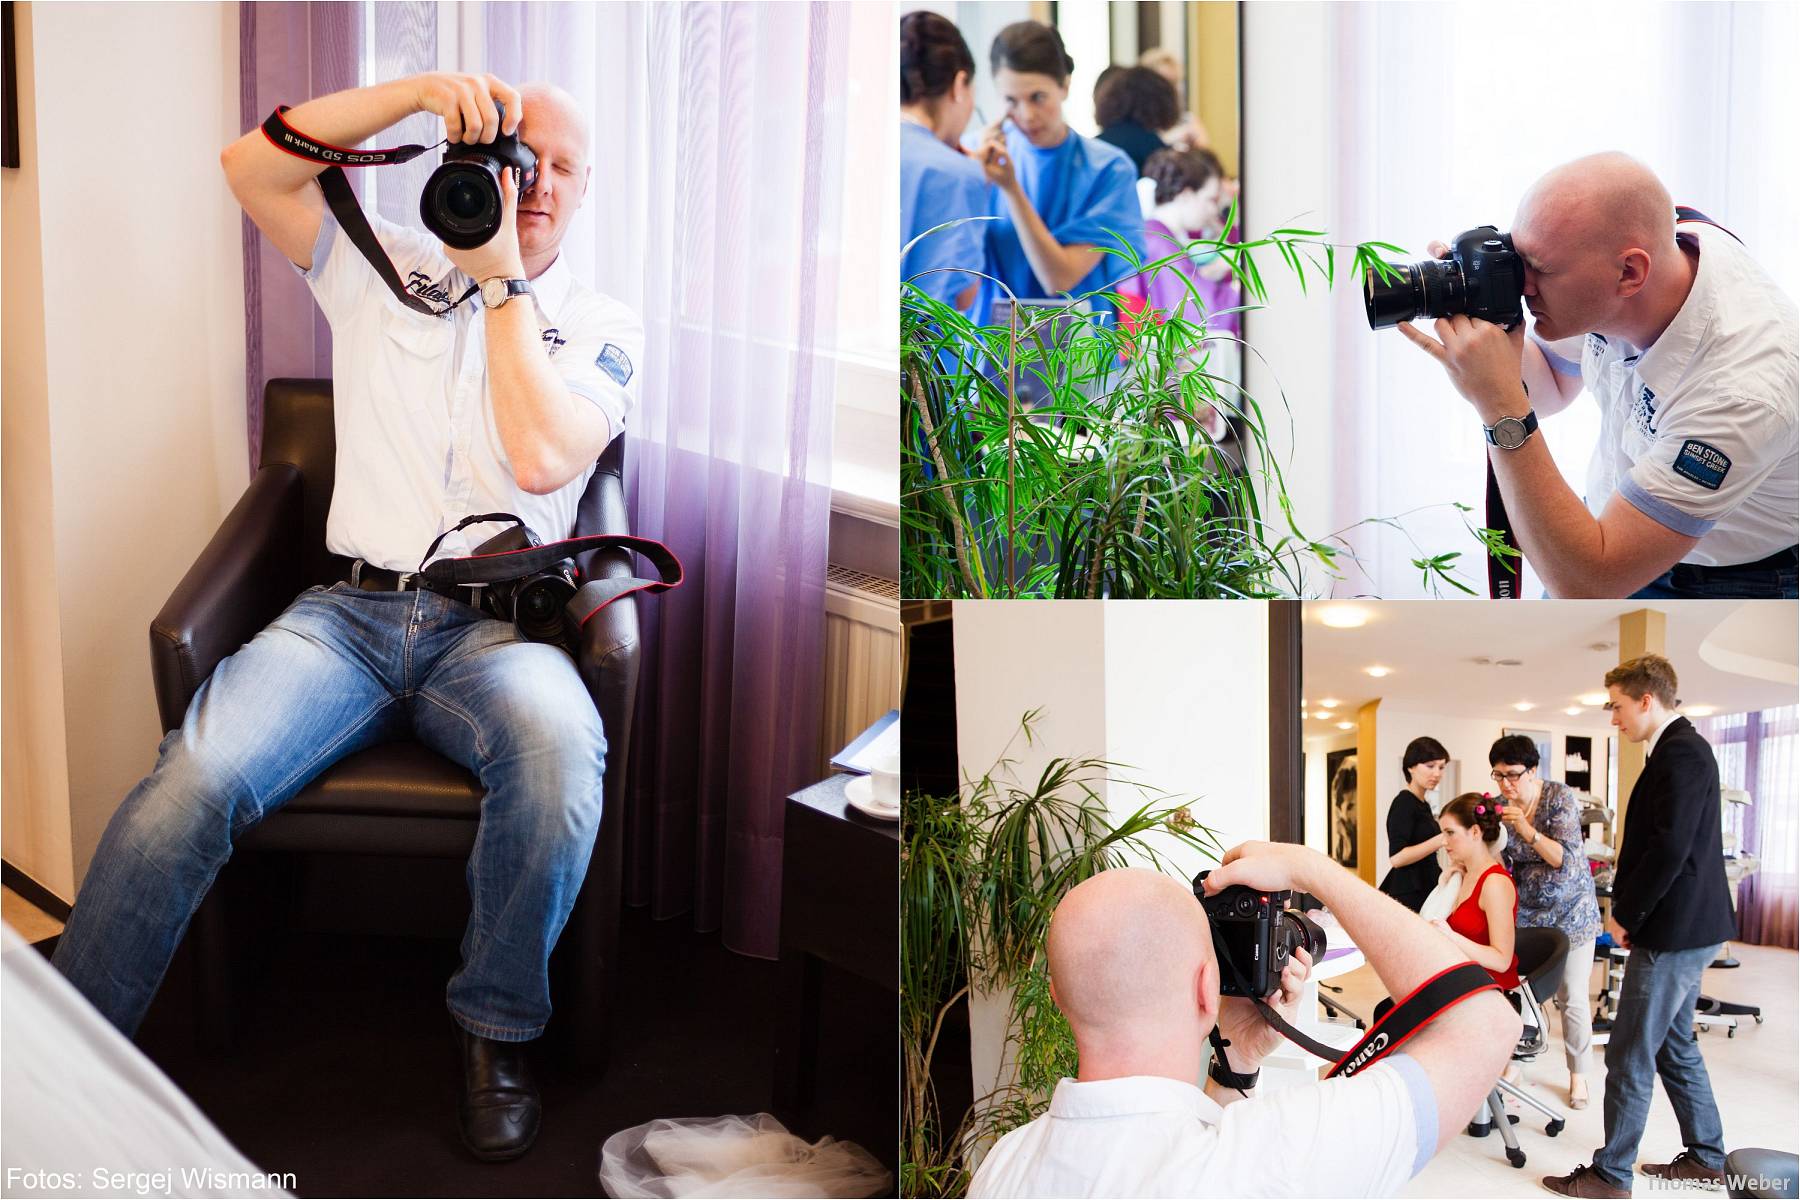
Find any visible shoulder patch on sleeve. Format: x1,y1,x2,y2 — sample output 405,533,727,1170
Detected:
1672,439,1731,491
597,343,634,387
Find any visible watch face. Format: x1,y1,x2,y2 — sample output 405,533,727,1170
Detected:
482,279,508,308
1493,417,1528,449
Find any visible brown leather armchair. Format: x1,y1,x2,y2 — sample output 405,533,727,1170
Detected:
150,378,637,1069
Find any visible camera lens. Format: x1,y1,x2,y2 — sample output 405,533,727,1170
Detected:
421,160,501,249
1364,261,1427,328
512,573,577,644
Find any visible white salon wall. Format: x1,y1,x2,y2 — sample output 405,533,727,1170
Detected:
1,1,247,898
1101,602,1270,882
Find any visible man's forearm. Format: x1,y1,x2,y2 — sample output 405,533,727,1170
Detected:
1487,429,1616,597
222,77,423,195
1305,859,1474,1003
485,301,610,494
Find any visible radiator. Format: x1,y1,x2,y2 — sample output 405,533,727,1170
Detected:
821,564,901,777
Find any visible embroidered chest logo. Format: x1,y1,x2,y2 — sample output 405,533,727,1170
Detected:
597,343,634,387
1630,383,1658,438
1672,439,1732,491
540,327,568,353
405,271,456,306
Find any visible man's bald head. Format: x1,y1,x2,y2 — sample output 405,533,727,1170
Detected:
1516,152,1674,261
517,82,592,157
1048,869,1215,1043
1510,152,1686,341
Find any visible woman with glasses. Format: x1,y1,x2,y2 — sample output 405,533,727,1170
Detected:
1379,736,1450,913
1490,734,1604,1109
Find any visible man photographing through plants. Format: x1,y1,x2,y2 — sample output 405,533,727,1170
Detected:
1398,151,1797,600
968,843,1520,1198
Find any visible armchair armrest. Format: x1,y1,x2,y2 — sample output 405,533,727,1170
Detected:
573,458,642,750
150,464,306,731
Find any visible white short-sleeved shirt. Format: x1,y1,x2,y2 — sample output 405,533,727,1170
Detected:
967,1057,1438,1199
1538,220,1798,567
295,208,644,571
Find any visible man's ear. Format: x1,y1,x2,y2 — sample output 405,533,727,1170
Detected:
1617,247,1653,298
1194,955,1221,1028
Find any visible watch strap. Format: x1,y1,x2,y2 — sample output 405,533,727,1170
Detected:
1205,1026,1260,1093
483,277,533,308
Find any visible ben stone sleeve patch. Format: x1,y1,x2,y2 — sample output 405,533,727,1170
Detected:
1672,439,1732,491
597,343,634,387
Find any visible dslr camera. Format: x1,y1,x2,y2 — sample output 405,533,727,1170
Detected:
1194,870,1328,998
421,101,539,249
1364,225,1526,330
469,520,578,645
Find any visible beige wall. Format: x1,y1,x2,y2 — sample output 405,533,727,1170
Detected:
2,0,73,900
2,1,246,899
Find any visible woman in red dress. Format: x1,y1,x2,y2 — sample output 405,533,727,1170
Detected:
1431,792,1521,990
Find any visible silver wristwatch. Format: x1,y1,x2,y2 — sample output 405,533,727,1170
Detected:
480,277,533,310
1483,410,1539,450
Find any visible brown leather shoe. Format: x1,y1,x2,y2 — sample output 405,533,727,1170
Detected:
1542,1164,1631,1198
1642,1151,1725,1188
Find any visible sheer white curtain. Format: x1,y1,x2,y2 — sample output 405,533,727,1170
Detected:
1286,1,1800,597
1698,705,1799,949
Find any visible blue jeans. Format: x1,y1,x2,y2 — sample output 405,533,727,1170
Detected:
1630,548,1799,599
51,582,606,1043
1591,943,1726,1188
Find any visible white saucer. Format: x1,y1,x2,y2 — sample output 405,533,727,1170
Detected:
845,774,899,822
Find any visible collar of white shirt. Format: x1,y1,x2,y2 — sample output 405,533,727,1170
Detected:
527,252,574,324
1646,711,1682,758
1633,227,1718,400
1047,1074,1221,1124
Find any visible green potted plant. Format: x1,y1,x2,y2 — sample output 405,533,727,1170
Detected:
901,214,1516,598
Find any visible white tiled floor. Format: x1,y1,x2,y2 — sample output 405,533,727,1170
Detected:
1323,942,1798,1198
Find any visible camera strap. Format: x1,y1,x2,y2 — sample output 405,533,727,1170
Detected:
416,513,685,627
1486,460,1520,599
1208,953,1498,1089
1674,207,1742,244
259,107,475,318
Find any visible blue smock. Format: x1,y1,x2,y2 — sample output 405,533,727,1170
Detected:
983,124,1144,312
900,121,990,315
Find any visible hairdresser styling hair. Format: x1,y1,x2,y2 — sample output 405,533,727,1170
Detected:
968,842,1521,1198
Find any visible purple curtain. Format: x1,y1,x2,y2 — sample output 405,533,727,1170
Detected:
1698,707,1799,949
239,2,844,958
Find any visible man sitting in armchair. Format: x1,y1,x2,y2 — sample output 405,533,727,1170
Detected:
51,71,639,1163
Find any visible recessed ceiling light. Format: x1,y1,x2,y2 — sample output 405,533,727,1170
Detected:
1579,693,1607,706
1319,699,1339,709
1365,666,1391,677
1336,721,1354,730
1513,702,1535,712
1497,658,1524,667
1320,606,1368,629
1685,705,1717,717
1564,707,1583,716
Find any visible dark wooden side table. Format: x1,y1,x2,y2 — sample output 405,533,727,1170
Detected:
772,774,899,1161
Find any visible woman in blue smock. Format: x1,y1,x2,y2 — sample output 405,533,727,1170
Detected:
976,21,1145,311
900,11,987,316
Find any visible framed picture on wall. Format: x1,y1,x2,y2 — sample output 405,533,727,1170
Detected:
1505,727,1555,782
1326,747,1357,870
1565,735,1594,794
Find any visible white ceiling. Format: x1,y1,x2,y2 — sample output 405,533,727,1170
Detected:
1301,601,1799,731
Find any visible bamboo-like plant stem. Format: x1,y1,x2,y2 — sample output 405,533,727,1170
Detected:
907,361,982,597
1005,305,1019,597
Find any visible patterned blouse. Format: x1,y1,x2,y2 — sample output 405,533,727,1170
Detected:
1502,780,1603,944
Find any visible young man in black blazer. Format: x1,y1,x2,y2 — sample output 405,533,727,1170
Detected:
1544,654,1737,1198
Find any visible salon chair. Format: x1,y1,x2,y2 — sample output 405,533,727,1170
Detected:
150,378,638,1070
1474,926,1571,1169
1725,1149,1799,1199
